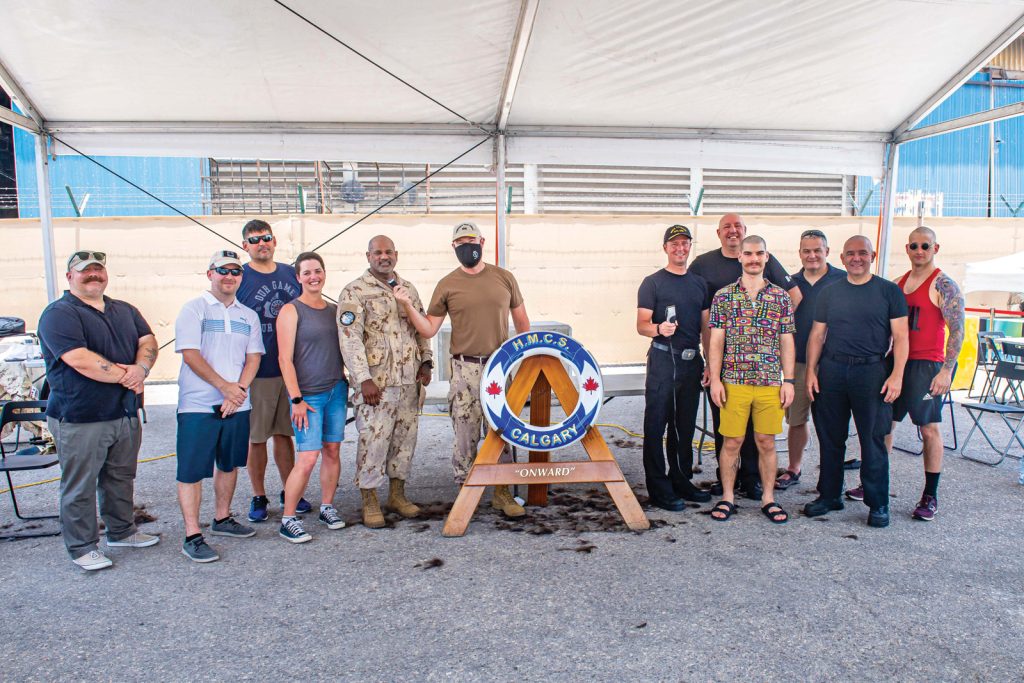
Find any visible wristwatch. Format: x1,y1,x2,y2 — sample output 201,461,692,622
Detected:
783,379,796,385
421,360,434,369
291,396,304,404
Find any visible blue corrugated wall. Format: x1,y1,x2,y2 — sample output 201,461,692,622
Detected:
857,73,1024,217
12,120,206,218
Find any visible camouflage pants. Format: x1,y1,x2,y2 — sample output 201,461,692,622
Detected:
449,358,510,483
354,384,420,489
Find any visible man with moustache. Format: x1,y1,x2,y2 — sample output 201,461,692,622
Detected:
804,236,908,528
396,221,531,518
707,235,795,523
339,235,434,528
635,224,712,511
174,250,264,562
235,219,306,523
690,213,802,499
845,227,963,522
38,250,160,571
775,230,845,491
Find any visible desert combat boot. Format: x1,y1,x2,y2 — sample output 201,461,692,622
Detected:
384,478,421,518
491,485,526,518
360,488,386,528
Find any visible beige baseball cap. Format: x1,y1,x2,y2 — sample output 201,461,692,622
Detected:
67,250,107,272
452,221,480,240
208,249,243,269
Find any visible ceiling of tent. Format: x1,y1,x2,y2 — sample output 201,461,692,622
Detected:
1,0,1023,173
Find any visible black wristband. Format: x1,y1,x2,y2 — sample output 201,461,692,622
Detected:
291,396,304,404
783,379,795,385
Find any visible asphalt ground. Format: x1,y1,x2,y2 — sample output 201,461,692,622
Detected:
1,394,1022,682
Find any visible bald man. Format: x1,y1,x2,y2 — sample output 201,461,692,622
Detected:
804,236,908,528
690,213,802,499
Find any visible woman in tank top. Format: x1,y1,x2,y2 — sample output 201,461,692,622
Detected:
275,251,349,543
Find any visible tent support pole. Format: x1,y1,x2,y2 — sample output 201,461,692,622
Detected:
876,143,900,278
35,133,59,302
495,134,507,268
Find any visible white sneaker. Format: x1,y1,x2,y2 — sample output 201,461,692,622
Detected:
107,531,160,548
73,550,113,571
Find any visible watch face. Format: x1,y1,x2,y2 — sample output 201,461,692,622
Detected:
292,397,303,404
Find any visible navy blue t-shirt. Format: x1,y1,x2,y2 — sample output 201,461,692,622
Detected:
236,262,300,378
38,292,153,423
792,264,846,363
814,276,908,358
637,269,708,351
689,248,797,308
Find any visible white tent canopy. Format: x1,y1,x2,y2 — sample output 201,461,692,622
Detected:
964,251,1024,293
2,0,1024,296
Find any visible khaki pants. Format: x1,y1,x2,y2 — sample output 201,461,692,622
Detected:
449,358,510,483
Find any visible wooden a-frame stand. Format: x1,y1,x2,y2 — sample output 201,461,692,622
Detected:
442,355,650,537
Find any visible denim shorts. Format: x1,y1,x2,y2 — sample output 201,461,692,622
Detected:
294,380,349,451
176,410,250,484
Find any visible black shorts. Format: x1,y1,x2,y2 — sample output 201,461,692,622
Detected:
892,359,944,426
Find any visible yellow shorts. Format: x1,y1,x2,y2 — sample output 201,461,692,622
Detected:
720,383,786,437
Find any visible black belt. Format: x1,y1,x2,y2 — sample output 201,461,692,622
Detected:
452,353,490,364
825,352,885,365
651,342,698,360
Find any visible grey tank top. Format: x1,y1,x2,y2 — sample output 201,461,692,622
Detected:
292,299,344,395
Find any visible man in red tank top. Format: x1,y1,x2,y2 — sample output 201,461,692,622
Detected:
847,227,964,521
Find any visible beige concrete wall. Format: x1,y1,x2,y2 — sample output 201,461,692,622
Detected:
3,213,1022,380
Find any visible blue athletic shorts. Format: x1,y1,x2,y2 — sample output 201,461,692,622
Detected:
176,410,251,484
294,380,348,452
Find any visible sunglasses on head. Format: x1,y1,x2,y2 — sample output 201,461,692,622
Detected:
69,250,106,264
909,242,932,251
213,267,242,276
801,230,827,240
246,234,274,245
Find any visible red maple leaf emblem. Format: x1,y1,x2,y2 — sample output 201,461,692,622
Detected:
583,377,599,393
485,381,503,396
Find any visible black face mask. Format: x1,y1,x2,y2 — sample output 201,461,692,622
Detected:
455,242,482,268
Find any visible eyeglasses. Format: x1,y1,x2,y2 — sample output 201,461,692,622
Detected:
246,234,274,245
213,267,242,276
909,242,932,251
801,230,827,240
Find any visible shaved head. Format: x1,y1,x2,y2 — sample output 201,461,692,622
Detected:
368,235,395,252
909,226,937,243
844,235,874,253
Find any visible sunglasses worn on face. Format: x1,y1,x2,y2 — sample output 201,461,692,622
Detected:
909,242,932,251
214,267,242,276
246,234,274,244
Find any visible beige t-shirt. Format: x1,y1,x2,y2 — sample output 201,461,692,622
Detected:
427,264,524,356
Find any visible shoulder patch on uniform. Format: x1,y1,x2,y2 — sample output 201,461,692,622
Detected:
339,310,356,326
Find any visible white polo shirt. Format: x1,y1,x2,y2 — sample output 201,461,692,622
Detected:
175,291,264,413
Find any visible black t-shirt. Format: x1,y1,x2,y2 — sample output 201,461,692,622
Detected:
814,276,908,358
792,264,847,363
38,292,153,422
689,248,797,308
637,269,708,350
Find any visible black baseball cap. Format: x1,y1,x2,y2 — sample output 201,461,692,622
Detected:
663,225,692,243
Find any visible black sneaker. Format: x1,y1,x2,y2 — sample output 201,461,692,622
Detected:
182,536,219,563
279,517,312,544
248,495,269,523
210,516,256,538
318,506,346,530
868,506,890,528
803,497,844,517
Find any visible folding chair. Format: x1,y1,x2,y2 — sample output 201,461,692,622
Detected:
0,400,60,539
959,361,1024,466
893,363,959,455
968,331,1004,399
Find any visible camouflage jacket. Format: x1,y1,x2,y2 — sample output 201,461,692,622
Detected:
338,270,432,396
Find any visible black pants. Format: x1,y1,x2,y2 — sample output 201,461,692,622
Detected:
811,358,892,508
705,392,761,487
642,347,703,502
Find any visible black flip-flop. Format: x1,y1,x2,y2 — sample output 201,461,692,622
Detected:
774,470,801,490
761,502,789,524
710,500,737,521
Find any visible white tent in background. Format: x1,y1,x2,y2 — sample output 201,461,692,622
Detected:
3,1,1024,298
963,251,1024,293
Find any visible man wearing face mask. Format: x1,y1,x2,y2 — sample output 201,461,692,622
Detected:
339,235,433,529
395,222,530,518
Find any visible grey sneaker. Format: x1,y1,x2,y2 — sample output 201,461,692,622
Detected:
107,531,160,548
182,536,219,563
279,517,312,543
318,506,346,530
73,549,113,571
210,516,256,538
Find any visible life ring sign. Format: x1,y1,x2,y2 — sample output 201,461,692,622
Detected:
481,331,603,451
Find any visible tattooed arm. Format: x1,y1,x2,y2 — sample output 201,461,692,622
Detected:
61,347,129,384
930,273,966,396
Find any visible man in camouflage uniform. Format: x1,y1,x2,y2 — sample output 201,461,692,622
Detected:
338,235,433,528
